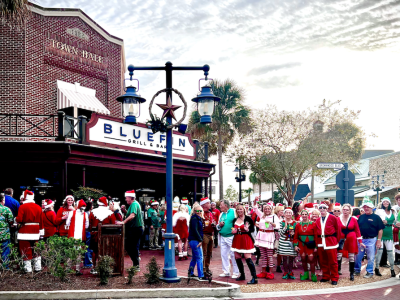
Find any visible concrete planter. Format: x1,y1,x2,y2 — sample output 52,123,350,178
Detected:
0,279,241,299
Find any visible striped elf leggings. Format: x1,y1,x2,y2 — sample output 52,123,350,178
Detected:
259,247,274,268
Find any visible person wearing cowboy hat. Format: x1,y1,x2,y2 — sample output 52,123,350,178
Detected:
375,197,397,277
314,202,341,285
148,199,162,250
354,196,385,278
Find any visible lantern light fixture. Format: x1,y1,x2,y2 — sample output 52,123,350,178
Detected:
192,79,221,124
116,65,146,124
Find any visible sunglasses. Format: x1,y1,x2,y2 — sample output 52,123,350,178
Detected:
319,206,327,210
333,210,341,212
196,210,203,213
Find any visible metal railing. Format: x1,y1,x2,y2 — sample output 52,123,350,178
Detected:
0,114,57,137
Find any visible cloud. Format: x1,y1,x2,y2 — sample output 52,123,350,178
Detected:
247,62,302,76
253,75,301,89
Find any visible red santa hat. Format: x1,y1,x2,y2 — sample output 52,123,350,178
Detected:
44,199,55,209
22,190,34,202
304,203,314,209
64,195,74,203
98,196,108,207
125,190,136,198
334,202,341,209
276,203,284,207
181,197,188,204
265,201,274,209
200,197,210,206
149,199,159,206
284,207,293,214
319,202,329,208
77,199,86,209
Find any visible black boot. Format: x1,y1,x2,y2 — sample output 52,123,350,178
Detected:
391,269,396,277
266,266,270,273
395,253,400,265
235,259,246,281
276,265,282,273
338,258,342,275
349,262,355,281
245,258,258,285
374,268,382,276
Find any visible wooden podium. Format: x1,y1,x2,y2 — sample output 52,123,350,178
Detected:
98,224,125,275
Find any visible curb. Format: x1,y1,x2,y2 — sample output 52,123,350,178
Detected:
237,277,400,298
0,279,240,299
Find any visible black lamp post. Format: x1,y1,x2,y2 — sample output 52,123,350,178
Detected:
118,62,219,283
234,166,246,202
370,171,386,206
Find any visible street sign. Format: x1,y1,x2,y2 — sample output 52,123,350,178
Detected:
336,189,355,206
316,162,344,169
336,169,355,190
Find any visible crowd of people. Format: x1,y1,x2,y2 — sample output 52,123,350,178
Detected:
1,186,400,286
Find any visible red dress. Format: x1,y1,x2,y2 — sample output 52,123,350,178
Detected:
55,207,74,236
174,218,189,239
339,216,361,254
231,224,255,253
294,222,316,256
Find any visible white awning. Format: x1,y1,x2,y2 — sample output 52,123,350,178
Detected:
57,80,110,115
357,186,398,198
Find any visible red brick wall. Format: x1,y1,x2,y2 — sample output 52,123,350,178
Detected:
0,11,123,140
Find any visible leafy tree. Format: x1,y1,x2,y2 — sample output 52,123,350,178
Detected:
71,186,107,208
242,187,253,204
0,0,32,29
228,100,365,206
224,184,238,202
188,79,252,200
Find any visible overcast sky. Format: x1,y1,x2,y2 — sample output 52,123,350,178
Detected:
39,0,400,152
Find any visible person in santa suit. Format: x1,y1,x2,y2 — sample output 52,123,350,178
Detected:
55,195,75,237
173,204,190,260
41,199,57,242
66,199,89,274
314,202,341,285
15,190,44,273
333,203,342,217
337,203,361,281
89,196,116,274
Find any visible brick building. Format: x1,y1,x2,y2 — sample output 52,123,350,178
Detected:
0,3,213,208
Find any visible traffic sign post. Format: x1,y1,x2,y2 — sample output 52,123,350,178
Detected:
335,162,355,205
316,162,344,169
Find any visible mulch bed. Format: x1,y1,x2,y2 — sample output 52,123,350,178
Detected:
0,273,228,291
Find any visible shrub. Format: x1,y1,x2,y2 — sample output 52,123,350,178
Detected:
34,236,86,282
144,256,161,284
126,265,139,284
95,255,115,285
0,243,25,278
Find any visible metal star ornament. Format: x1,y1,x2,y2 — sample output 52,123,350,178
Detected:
156,96,181,121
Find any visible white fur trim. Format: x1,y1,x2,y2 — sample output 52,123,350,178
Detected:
125,192,136,197
39,229,44,236
23,199,35,204
45,203,54,209
151,201,159,206
200,199,210,206
92,206,114,222
181,200,188,204
97,200,107,206
230,247,256,253
25,194,34,201
17,233,40,240
172,211,190,227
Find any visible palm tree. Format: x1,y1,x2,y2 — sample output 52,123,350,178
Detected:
1,0,31,29
188,79,252,200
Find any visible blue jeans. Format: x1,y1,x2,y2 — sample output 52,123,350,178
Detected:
84,231,93,267
189,240,204,278
355,237,376,274
1,239,11,268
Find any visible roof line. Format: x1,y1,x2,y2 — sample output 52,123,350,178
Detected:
29,3,124,45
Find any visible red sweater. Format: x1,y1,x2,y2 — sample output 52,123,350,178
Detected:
43,210,57,238
55,207,75,236
203,211,214,235
16,201,44,240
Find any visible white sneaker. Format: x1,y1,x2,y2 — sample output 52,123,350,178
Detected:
232,273,240,279
219,272,230,277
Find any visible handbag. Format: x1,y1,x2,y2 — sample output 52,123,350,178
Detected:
338,239,345,250
304,240,316,249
